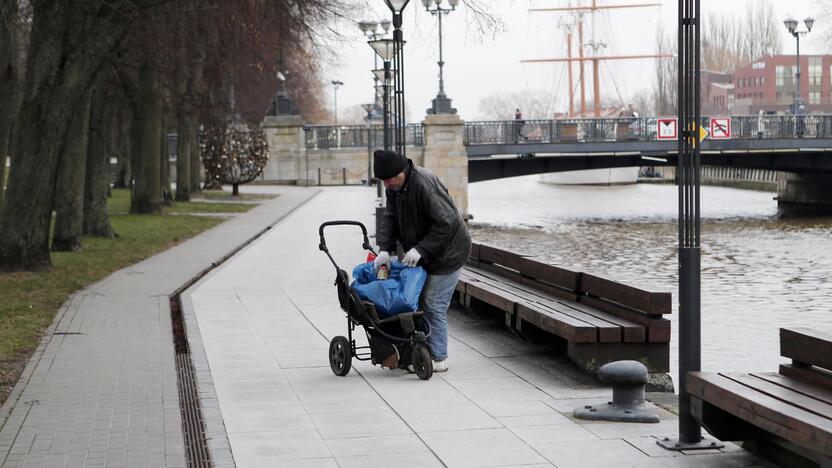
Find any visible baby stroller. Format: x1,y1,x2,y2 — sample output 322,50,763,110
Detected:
318,220,433,380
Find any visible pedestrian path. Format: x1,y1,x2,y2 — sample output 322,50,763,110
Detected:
0,186,319,468
187,186,772,468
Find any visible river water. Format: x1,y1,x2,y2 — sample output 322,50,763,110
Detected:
467,176,832,378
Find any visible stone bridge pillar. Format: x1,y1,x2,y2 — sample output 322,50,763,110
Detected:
261,115,306,184
777,172,832,215
421,114,468,218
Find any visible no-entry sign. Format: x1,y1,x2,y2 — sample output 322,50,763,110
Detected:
657,118,678,140
710,117,731,139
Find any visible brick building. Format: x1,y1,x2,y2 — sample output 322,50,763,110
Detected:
732,55,832,114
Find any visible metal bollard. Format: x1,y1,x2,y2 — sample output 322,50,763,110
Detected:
573,360,660,423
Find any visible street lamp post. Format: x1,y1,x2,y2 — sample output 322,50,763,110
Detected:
784,16,814,137
361,103,375,186
369,39,396,151
422,0,459,115
331,80,344,126
385,0,411,157
359,20,392,117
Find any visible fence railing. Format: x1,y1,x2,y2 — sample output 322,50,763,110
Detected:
304,124,424,149
463,115,832,145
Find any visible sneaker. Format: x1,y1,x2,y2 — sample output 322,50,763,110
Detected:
432,360,448,373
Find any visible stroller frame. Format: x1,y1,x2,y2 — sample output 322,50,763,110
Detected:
318,220,433,380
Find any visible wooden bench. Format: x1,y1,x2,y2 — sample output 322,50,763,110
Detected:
688,327,832,467
456,243,671,373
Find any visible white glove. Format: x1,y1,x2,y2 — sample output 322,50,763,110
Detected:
374,251,391,272
402,248,422,267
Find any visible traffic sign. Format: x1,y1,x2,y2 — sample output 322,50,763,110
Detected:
686,123,708,148
657,118,678,140
710,117,731,139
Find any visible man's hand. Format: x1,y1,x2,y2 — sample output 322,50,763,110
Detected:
374,251,391,272
402,248,422,267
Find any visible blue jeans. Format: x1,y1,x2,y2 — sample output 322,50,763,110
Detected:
419,268,461,361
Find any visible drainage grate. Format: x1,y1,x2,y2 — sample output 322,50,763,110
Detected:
171,296,212,468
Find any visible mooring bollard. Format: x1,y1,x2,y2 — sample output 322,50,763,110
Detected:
573,360,660,423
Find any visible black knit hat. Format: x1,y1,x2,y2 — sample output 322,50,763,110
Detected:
373,150,407,180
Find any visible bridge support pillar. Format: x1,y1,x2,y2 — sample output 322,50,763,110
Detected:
777,172,832,215
421,113,468,218
261,115,308,185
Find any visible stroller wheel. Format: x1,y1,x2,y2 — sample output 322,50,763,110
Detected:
411,344,433,380
329,336,352,376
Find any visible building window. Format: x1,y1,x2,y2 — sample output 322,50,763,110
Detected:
776,66,794,87
809,91,821,104
809,57,822,87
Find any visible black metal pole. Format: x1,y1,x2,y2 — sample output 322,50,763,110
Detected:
658,0,719,451
383,61,391,151
392,12,406,157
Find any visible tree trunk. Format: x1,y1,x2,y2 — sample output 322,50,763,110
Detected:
0,0,20,210
160,112,174,206
84,80,116,238
175,111,191,201
129,56,163,214
232,183,239,196
190,119,202,192
0,1,130,271
52,87,93,251
114,108,132,189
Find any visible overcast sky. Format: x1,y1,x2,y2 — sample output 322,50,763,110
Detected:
319,0,828,121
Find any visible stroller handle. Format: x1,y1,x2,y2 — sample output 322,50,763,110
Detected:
318,220,374,255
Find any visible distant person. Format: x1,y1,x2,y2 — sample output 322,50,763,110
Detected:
796,104,806,138
372,149,471,373
757,110,765,139
514,108,524,143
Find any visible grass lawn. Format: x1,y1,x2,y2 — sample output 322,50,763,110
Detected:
0,188,263,405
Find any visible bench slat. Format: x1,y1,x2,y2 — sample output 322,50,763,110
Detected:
464,279,516,313
529,300,621,342
779,364,832,391
781,327,832,372
581,273,671,315
515,302,597,343
465,262,577,301
578,295,670,343
688,372,832,458
466,266,630,343
557,300,645,343
478,244,529,272
751,372,832,407
723,373,832,423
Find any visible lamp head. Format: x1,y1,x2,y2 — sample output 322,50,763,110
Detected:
784,17,798,33
380,20,392,33
449,0,460,7
358,21,375,34
421,0,430,8
804,17,815,32
368,38,397,61
384,0,410,14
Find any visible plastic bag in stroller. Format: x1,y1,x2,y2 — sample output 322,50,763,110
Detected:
318,220,434,380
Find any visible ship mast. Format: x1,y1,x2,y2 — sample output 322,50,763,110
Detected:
526,0,670,117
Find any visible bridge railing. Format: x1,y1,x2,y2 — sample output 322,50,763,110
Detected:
464,115,832,145
304,124,424,149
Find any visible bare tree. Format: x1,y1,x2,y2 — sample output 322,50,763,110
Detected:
654,25,677,115
478,90,557,120
742,0,782,62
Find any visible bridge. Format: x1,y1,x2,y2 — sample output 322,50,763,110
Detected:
302,115,832,182
262,113,832,215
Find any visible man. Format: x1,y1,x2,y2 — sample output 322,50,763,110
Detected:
372,149,471,373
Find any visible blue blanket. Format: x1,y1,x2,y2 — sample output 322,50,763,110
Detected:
351,260,427,317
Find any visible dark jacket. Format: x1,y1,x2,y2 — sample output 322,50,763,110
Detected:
377,161,471,275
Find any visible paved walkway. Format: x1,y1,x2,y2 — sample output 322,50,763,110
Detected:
186,186,772,468
0,186,318,468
